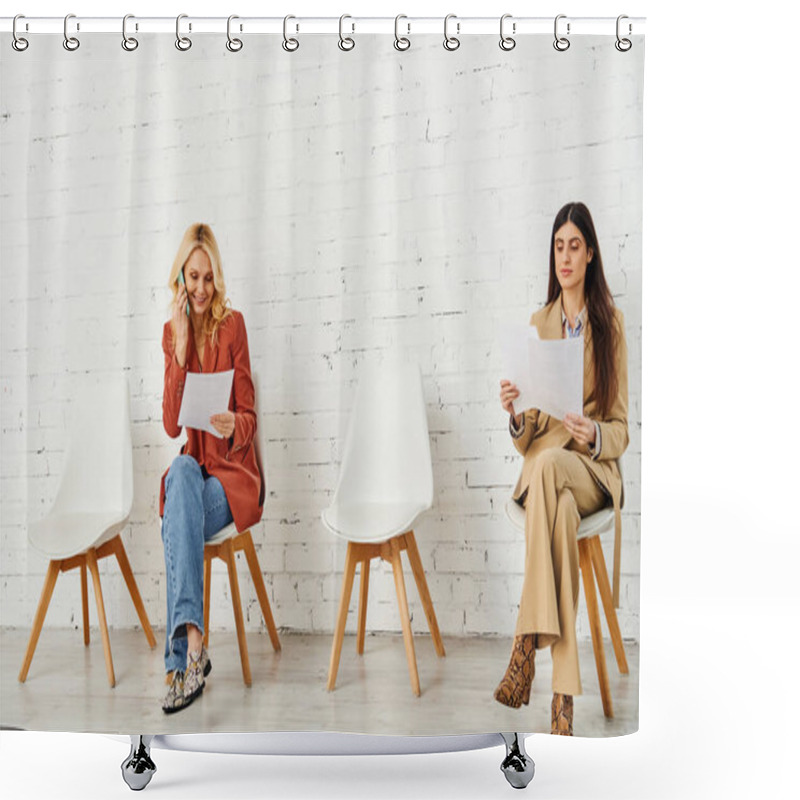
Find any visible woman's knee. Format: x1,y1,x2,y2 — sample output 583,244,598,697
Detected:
529,448,570,485
165,454,201,490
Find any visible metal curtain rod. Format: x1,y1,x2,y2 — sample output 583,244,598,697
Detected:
0,16,646,36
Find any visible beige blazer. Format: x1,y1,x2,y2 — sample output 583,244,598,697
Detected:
511,298,629,605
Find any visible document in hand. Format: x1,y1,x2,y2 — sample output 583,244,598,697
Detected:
177,369,235,437
499,324,584,421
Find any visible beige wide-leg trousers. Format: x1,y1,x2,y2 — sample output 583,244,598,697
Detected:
514,448,606,697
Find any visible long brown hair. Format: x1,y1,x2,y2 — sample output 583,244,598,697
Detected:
546,202,619,417
168,223,232,346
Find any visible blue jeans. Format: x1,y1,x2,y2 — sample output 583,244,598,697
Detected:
161,454,233,673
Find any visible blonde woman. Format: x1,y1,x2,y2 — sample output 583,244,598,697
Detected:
159,223,262,713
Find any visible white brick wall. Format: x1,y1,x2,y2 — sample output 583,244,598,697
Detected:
0,34,643,644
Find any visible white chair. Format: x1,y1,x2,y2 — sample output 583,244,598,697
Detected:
322,361,445,697
19,374,156,688
201,372,281,687
504,459,629,718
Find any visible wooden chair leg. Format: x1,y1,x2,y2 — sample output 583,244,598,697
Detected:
80,562,90,645
579,539,612,718
356,559,370,655
327,542,358,691
588,536,629,674
389,537,421,697
404,532,445,658
241,530,281,652
111,536,156,648
18,560,62,682
86,549,116,688
203,552,212,648
222,538,252,686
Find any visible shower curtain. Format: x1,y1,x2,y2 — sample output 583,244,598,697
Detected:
0,24,644,738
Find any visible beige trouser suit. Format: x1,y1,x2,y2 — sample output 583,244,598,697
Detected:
510,298,628,697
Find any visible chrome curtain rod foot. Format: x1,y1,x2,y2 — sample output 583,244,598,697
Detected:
121,735,156,791
500,732,535,789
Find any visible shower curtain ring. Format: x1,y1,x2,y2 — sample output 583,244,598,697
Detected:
553,14,570,51
394,15,410,51
175,14,192,51
338,14,355,51
615,15,632,52
226,15,243,52
12,15,29,52
443,14,460,51
283,15,299,52
122,14,139,51
499,14,516,51
63,13,80,51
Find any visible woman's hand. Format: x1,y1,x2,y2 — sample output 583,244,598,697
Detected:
500,380,522,428
563,413,596,447
210,411,235,439
171,284,190,367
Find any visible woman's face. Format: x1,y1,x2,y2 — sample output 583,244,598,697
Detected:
183,247,215,317
553,221,593,294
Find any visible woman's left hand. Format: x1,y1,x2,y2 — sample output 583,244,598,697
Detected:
210,411,235,439
563,413,596,447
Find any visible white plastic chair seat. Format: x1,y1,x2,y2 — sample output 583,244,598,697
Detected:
205,521,240,546
321,361,434,546
504,498,614,542
323,362,443,696
321,501,430,544
28,511,130,560
18,375,157,689
26,374,134,561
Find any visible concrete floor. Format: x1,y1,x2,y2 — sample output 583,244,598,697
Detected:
1,627,638,737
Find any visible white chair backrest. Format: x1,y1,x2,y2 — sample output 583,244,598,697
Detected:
51,374,133,518
333,361,433,509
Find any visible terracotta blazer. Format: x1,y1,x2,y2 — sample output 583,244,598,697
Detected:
160,309,263,533
511,298,629,604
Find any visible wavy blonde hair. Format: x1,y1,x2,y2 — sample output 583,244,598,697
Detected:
168,223,232,346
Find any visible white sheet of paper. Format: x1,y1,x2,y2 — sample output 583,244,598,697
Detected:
528,336,584,421
177,369,234,438
499,326,584,421
499,323,539,417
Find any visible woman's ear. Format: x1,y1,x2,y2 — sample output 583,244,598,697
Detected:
588,247,594,264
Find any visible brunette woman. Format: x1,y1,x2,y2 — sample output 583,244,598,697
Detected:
494,202,628,735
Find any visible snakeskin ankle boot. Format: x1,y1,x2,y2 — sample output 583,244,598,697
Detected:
494,633,536,708
551,693,574,735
